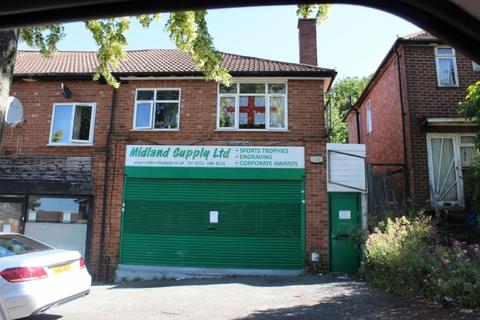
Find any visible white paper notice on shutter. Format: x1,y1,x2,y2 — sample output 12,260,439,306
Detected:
339,210,351,220
210,211,219,224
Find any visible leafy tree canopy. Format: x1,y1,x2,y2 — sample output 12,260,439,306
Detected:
6,12,231,93
459,81,480,148
297,4,332,22
327,76,370,143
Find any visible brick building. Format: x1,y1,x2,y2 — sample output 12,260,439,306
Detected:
0,19,338,279
345,31,480,212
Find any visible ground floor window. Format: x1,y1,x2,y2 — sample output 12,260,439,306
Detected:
0,196,25,233
0,194,90,257
27,196,89,224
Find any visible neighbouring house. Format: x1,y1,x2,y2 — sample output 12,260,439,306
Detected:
344,31,480,215
0,19,349,280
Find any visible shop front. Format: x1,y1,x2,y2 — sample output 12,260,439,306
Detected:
0,156,93,258
118,145,306,278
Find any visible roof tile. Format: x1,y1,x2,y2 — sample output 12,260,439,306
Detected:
14,49,334,76
402,30,438,41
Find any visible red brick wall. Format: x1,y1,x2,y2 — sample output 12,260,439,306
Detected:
403,45,480,208
4,79,114,278
4,78,329,278
347,44,480,209
347,54,404,166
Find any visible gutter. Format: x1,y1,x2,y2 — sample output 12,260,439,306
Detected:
13,70,337,79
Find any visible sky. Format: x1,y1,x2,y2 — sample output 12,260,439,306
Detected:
18,5,421,80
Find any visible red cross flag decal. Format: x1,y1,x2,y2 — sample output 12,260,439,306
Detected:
240,96,265,126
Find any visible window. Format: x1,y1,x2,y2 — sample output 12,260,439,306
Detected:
49,103,95,145
217,82,287,130
134,89,180,130
27,196,89,224
366,100,372,134
473,61,480,71
460,135,476,168
0,234,52,257
435,47,458,86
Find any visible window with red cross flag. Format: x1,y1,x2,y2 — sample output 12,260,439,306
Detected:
217,82,287,130
239,96,265,129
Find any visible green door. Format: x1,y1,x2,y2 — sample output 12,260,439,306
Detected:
121,177,305,270
329,193,361,273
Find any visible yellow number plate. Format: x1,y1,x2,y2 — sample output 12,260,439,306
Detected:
50,263,72,275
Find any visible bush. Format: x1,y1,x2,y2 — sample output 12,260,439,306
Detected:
360,215,480,308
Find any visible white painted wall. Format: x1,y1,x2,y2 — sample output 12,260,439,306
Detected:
327,143,366,193
24,223,87,257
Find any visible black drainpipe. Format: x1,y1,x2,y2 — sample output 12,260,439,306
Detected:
98,86,117,280
394,46,411,200
355,109,361,144
350,96,361,144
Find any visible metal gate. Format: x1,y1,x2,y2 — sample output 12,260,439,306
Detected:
121,177,305,270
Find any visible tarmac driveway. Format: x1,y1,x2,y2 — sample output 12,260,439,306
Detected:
29,275,477,320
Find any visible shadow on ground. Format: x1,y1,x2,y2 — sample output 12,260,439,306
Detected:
236,288,476,320
27,275,478,320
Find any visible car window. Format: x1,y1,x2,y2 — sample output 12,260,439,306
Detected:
0,234,52,257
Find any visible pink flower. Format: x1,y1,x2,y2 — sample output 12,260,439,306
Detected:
442,258,450,265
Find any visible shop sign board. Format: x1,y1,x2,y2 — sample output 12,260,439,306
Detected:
125,145,305,169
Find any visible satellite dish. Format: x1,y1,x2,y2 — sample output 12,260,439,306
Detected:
5,96,25,127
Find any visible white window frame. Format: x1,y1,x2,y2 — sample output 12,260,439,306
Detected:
48,103,96,146
426,133,476,208
434,46,459,87
216,81,288,131
132,88,181,131
459,134,476,168
366,100,372,134
473,61,480,71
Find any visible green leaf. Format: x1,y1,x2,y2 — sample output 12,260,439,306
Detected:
19,25,65,57
167,11,231,84
297,4,332,23
84,18,131,88
459,81,480,148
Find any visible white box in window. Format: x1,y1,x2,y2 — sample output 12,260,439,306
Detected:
29,211,37,222
63,211,72,223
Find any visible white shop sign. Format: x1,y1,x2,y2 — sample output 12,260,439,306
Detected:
125,145,305,169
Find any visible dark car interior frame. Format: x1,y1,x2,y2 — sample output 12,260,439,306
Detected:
0,0,479,61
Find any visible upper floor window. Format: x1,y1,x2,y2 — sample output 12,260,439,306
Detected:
134,89,180,130
366,100,372,134
473,61,480,72
217,82,287,130
434,47,458,87
49,103,95,145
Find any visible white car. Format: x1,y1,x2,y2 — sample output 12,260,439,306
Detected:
0,233,91,319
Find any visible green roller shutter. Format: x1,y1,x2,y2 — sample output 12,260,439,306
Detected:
120,177,305,270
